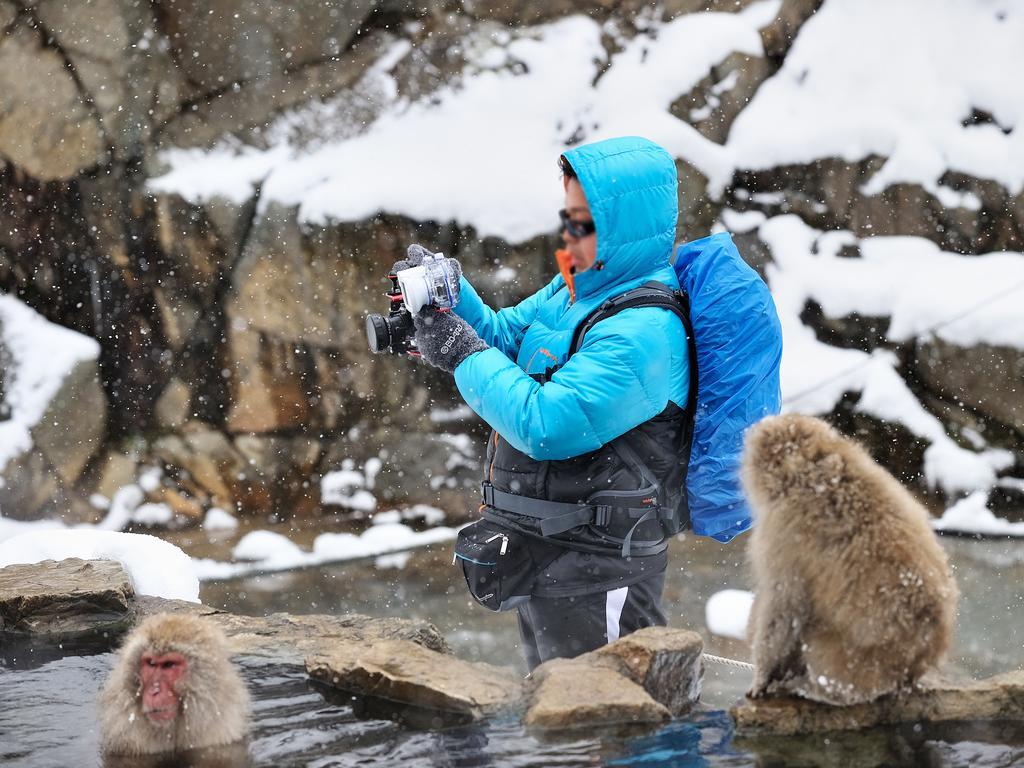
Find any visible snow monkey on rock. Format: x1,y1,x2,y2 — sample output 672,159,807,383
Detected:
100,613,251,755
741,414,959,706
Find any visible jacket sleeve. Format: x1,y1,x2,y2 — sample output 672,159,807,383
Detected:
453,274,563,361
454,307,688,461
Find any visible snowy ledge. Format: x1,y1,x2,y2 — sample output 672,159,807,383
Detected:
149,2,1024,241
193,522,458,582
0,515,460,602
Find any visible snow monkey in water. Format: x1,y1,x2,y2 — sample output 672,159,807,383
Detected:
100,613,251,755
741,414,959,705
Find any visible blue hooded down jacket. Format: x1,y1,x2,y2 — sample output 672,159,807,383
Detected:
452,136,778,543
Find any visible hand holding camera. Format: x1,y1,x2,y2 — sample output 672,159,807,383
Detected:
412,306,488,373
366,244,486,371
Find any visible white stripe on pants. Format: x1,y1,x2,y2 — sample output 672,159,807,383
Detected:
605,586,629,643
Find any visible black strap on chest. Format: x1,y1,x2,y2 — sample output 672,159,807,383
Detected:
482,281,699,557
573,281,699,525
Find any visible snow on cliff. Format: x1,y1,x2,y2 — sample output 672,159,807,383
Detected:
0,296,100,474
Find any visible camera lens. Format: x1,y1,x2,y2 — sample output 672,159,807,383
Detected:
366,314,391,353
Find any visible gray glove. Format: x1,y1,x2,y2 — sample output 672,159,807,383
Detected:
391,244,463,306
413,307,488,373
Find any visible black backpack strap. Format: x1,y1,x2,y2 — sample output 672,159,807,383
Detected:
568,281,700,533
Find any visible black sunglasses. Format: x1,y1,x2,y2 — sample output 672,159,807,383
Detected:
559,209,596,239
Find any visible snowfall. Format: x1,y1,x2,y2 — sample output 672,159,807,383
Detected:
1,0,1023,639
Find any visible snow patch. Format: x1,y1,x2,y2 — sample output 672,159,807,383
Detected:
933,492,1024,537
203,507,239,531
0,529,200,602
722,0,1024,196
194,522,457,581
706,589,753,641
321,459,378,513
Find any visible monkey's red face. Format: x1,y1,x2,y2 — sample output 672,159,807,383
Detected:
139,652,188,725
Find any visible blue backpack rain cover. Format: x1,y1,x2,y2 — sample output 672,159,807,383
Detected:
674,232,783,542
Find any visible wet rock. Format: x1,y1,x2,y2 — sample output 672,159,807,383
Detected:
824,394,936,500
0,559,133,636
306,638,523,720
135,596,450,664
151,487,205,522
93,452,140,502
916,339,1024,434
370,430,482,514
670,52,774,146
676,159,718,242
156,35,387,153
525,658,670,729
731,157,1023,254
731,671,1024,735
153,0,374,101
34,0,183,157
0,15,104,179
457,0,757,26
232,433,323,517
760,0,823,60
522,627,703,729
149,424,328,518
0,0,184,178
154,378,192,430
151,426,246,509
593,626,704,717
223,202,359,433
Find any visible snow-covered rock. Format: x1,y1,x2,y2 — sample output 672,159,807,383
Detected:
0,529,200,602
0,296,105,521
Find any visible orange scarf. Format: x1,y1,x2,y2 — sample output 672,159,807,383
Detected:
555,249,576,304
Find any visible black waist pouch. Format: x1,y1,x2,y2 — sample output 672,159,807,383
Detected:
454,519,561,612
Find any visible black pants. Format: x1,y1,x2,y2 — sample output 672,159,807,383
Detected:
516,567,667,671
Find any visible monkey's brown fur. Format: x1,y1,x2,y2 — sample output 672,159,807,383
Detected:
742,414,959,705
100,613,251,755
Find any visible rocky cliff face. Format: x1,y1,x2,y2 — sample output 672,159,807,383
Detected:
1,0,1021,523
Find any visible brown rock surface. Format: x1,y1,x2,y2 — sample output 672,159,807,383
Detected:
0,354,106,521
306,638,523,720
731,671,1024,736
760,0,823,60
594,626,704,717
0,559,133,635
916,339,1024,434
0,17,104,179
524,658,670,729
154,0,374,100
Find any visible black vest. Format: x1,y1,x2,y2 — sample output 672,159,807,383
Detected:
478,283,697,557
481,401,688,556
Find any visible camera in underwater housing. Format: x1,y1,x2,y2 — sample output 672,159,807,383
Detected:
365,254,459,354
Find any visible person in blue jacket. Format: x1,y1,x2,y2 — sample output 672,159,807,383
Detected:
406,136,691,670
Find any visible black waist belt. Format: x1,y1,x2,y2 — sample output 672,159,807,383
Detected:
481,482,667,558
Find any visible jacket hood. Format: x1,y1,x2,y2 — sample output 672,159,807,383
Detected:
561,136,679,299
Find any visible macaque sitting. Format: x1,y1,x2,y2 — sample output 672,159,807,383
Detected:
100,613,251,755
742,414,959,705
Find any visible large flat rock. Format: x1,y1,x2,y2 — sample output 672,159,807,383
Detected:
523,627,703,730
524,658,670,730
135,596,449,664
731,671,1024,735
306,639,524,721
0,558,133,635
